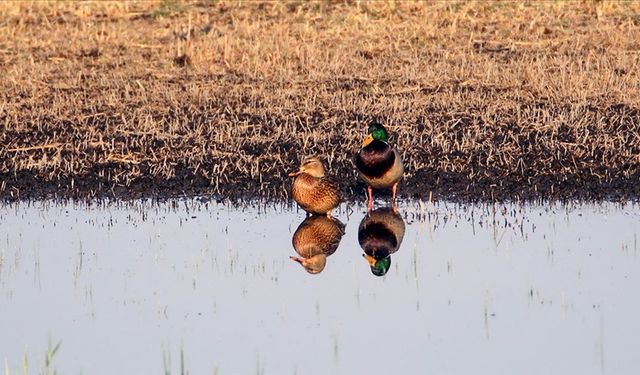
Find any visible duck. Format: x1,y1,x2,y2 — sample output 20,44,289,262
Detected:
288,156,340,216
290,215,345,274
358,207,405,277
355,122,404,211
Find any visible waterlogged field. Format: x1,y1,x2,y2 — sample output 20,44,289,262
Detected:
1,200,639,374
2,3,639,373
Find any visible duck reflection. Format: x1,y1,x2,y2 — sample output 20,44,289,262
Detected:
358,207,405,276
290,216,345,274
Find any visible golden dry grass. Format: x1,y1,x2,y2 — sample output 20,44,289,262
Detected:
0,1,639,201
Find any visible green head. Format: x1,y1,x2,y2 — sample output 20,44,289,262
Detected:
363,254,391,276
362,122,389,146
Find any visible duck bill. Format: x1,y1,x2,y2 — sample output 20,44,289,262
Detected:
363,254,377,267
288,170,301,177
362,134,374,147
290,256,306,264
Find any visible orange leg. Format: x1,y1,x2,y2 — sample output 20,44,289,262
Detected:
367,186,374,211
391,183,398,212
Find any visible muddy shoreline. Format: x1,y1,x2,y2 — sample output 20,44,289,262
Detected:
2,169,638,203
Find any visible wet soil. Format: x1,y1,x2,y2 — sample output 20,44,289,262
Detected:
2,170,638,203
2,104,639,203
2,117,639,204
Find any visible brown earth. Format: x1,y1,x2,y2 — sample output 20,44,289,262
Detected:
1,1,639,202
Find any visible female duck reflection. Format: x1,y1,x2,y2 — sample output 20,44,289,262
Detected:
358,207,405,277
290,215,345,274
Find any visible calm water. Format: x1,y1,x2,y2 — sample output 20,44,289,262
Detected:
1,200,639,375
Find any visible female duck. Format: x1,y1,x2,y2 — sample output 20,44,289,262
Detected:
355,122,404,210
288,156,340,216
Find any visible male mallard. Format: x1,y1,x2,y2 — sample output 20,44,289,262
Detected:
290,215,345,274
355,122,404,210
289,156,340,216
358,207,405,277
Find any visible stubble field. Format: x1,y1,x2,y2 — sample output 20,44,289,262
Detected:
1,1,639,201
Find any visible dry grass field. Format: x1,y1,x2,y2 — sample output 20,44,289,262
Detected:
1,1,639,201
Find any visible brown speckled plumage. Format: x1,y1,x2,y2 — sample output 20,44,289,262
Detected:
289,157,340,215
291,173,340,215
293,216,345,258
291,216,345,274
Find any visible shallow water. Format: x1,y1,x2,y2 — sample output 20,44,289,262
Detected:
1,200,639,375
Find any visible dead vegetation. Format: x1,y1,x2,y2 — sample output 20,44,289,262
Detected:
0,1,639,201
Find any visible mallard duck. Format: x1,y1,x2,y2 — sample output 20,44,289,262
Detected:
358,207,405,277
355,122,404,210
290,215,345,274
289,156,340,216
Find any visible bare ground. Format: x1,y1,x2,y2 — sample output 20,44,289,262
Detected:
1,1,639,202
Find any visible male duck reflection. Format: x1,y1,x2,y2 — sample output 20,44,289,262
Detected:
358,207,405,276
288,156,340,217
290,215,345,274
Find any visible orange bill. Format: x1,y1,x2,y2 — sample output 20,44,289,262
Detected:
363,254,377,267
362,134,374,147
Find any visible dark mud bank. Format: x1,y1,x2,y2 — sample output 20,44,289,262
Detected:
2,167,638,202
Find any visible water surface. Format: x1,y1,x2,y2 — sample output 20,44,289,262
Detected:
1,200,639,374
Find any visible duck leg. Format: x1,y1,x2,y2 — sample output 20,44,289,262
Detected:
391,183,398,212
367,186,374,211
